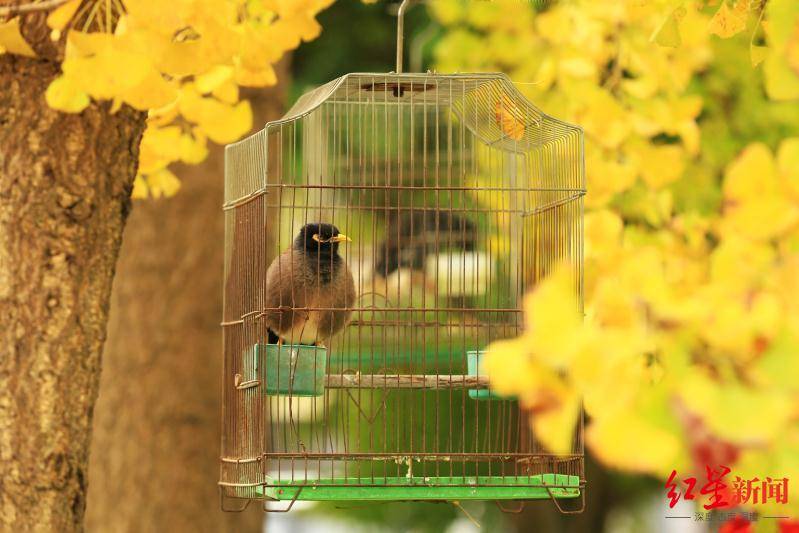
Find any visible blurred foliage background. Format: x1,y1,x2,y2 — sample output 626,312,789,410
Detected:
3,0,797,531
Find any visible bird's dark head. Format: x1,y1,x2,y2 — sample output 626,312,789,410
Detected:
294,223,352,257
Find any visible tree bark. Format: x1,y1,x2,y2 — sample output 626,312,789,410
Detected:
0,54,146,532
85,61,289,533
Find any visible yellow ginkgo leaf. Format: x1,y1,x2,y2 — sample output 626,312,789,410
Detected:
531,389,581,456
763,52,799,101
121,69,178,111
146,168,182,198
483,337,532,394
195,65,235,94
179,130,209,164
652,6,685,48
156,39,210,78
723,142,777,200
525,267,581,367
234,62,277,87
131,175,149,199
678,373,792,445
46,0,83,31
587,410,682,475
750,44,768,67
630,143,685,189
777,137,799,201
179,88,253,144
45,75,90,113
494,95,525,141
0,17,36,57
138,125,183,174
708,1,748,39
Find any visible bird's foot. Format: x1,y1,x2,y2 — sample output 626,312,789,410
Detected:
276,338,284,348
314,341,327,349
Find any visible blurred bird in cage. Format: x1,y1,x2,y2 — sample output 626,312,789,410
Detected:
372,210,496,309
265,222,356,347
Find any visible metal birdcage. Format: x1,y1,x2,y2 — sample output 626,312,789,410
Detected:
220,3,585,514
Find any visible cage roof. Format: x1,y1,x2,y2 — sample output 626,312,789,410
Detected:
267,72,583,153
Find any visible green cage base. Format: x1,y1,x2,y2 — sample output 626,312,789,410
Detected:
257,474,580,501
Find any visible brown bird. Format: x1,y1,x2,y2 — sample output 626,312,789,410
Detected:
264,223,356,347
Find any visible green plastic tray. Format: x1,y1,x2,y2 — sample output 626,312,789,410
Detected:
257,474,580,501
248,343,327,396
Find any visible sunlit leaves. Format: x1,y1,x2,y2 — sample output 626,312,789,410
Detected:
720,141,799,241
433,0,799,492
46,0,82,33
763,0,799,100
45,75,90,113
494,95,525,141
0,17,36,57
3,0,332,198
707,1,749,39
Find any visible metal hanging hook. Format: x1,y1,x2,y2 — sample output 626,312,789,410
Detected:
396,0,422,73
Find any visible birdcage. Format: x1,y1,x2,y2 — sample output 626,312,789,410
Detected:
219,4,585,514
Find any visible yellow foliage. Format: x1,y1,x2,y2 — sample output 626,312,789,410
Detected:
434,0,799,493
0,17,36,57
46,75,90,113
707,1,749,39
0,0,331,199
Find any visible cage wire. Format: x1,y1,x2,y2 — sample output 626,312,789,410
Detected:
220,2,585,514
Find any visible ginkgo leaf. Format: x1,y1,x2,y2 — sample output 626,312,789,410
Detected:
45,75,90,113
145,168,181,198
234,62,278,87
652,6,685,48
494,95,525,141
179,87,253,144
778,137,799,201
156,39,210,78
179,130,209,164
0,17,36,57
524,268,582,367
131,175,149,199
63,49,151,100
195,65,234,94
723,142,777,200
750,44,768,67
764,53,799,101
139,125,183,174
587,405,683,475
708,1,748,39
46,0,82,31
678,373,792,445
120,69,178,111
531,390,581,456
212,80,239,104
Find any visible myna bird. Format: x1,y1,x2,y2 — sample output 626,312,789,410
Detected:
265,223,356,347
375,210,478,276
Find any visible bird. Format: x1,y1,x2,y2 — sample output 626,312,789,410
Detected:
264,222,356,347
375,210,478,277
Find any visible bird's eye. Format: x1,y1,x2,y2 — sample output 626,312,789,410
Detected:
312,234,322,243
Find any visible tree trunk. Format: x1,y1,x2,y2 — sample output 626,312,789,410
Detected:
0,55,146,532
85,61,290,533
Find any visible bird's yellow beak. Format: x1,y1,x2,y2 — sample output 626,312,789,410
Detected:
331,234,352,243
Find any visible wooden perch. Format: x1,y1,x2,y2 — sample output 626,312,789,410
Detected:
324,374,490,390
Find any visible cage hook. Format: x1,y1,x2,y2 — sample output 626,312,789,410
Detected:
495,500,526,514
546,487,586,514
263,487,304,513
396,0,423,74
219,489,252,513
